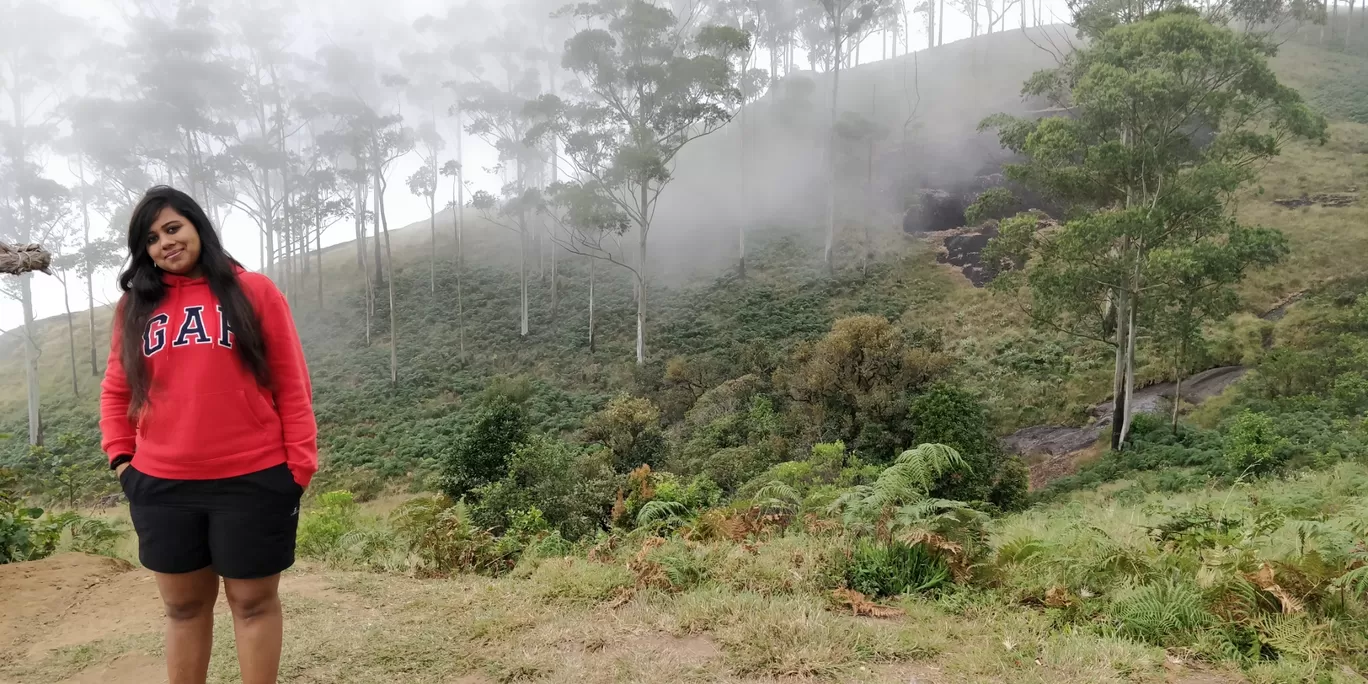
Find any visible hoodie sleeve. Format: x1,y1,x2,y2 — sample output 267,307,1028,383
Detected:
250,275,319,489
99,304,137,463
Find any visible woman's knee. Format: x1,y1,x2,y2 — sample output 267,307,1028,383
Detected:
163,594,215,622
224,578,281,620
156,569,218,622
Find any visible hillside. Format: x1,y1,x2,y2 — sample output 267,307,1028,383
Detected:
4,20,1368,684
4,28,1366,459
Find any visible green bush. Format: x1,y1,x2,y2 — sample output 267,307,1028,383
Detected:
297,490,360,559
988,456,1031,513
1225,411,1288,475
469,435,615,540
909,383,1002,503
843,539,951,598
0,503,60,564
439,395,529,501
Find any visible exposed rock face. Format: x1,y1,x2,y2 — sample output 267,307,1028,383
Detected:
935,223,1000,287
1272,192,1357,209
1004,365,1251,489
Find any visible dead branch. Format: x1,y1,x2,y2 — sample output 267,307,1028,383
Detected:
0,243,53,276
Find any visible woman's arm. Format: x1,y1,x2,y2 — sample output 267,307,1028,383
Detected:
250,276,319,489
100,306,137,463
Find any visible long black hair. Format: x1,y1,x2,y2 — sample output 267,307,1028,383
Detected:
118,186,270,415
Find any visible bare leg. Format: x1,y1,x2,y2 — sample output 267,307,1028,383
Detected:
155,568,219,684
223,574,283,684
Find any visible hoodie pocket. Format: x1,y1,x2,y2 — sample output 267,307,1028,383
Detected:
139,390,271,456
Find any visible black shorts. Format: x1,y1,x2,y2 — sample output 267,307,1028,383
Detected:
120,462,302,579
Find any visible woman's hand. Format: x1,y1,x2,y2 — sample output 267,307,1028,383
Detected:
116,462,130,478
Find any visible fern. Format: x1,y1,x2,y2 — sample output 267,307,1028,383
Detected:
829,443,969,532
753,479,801,515
995,536,1048,567
1110,578,1215,646
636,500,689,527
1331,563,1368,600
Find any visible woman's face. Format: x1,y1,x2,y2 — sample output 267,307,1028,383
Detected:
146,207,203,277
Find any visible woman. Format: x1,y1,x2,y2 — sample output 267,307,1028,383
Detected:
100,186,318,684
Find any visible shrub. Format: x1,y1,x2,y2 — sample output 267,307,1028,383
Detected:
1225,411,1288,475
909,383,1003,503
389,495,505,576
988,456,1031,512
776,315,952,461
0,503,61,564
470,436,615,540
61,514,126,557
297,490,360,559
843,539,951,598
583,394,666,472
439,395,528,501
675,394,788,493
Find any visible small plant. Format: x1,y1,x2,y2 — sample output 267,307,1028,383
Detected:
297,490,360,559
843,539,951,598
390,495,504,576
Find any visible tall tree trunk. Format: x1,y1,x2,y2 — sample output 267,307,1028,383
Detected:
355,177,366,271
62,274,78,397
429,191,437,294
636,180,649,365
1118,302,1138,446
78,158,98,376
457,259,466,362
864,85,876,278
520,224,530,338
588,256,596,353
928,0,936,48
21,273,41,446
826,7,841,274
1109,287,1130,451
1171,335,1187,434
317,209,325,309
939,0,945,45
375,158,397,387
373,202,384,291
739,49,749,281
359,180,373,347
550,225,559,321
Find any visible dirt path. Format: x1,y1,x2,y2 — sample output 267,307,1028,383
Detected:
0,553,1249,684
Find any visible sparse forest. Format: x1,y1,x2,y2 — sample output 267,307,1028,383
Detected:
3,0,1368,681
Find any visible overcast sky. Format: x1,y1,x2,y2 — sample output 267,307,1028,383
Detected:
1,0,1073,334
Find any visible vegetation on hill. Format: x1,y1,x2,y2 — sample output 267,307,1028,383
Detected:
4,4,1368,683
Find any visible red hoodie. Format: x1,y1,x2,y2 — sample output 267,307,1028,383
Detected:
100,268,318,488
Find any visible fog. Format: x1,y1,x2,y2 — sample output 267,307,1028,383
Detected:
1,0,1075,333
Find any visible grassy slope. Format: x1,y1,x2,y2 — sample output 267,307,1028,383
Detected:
9,460,1366,683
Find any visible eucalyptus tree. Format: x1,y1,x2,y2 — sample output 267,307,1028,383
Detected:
211,5,301,286
0,0,85,445
798,0,896,272
544,179,633,353
981,8,1326,449
555,0,749,363
61,95,147,376
462,65,547,338
122,1,241,225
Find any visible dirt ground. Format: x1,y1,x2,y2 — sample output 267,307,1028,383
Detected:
0,553,1251,684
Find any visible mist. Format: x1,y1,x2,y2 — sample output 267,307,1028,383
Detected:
0,0,1082,338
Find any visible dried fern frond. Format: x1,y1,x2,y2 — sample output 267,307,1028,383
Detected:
831,588,905,618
